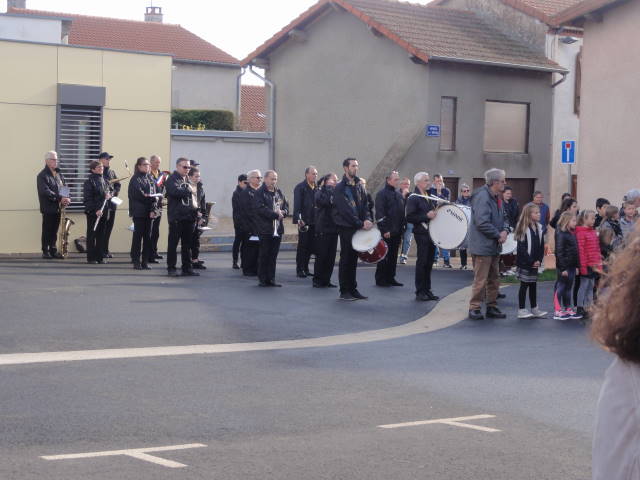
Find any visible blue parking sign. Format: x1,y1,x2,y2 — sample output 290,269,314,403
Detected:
562,141,575,164
426,124,440,137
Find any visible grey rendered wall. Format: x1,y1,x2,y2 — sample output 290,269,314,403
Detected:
266,9,430,196
397,61,553,196
171,62,240,114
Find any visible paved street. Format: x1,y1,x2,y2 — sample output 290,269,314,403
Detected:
0,252,610,479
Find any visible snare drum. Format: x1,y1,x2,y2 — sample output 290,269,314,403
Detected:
500,232,517,255
429,204,470,250
351,227,388,264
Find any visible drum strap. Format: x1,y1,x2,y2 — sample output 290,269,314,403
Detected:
344,186,358,216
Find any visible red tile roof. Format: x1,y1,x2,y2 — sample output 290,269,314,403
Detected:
431,0,585,24
7,7,240,65
243,0,565,72
238,85,267,132
552,0,628,24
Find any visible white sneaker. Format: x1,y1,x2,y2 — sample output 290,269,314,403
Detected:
399,255,407,265
517,308,534,319
531,307,547,318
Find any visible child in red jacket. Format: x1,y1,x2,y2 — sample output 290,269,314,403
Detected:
575,210,603,318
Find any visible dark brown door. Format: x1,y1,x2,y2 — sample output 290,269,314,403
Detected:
444,177,459,202
571,175,578,199
473,177,536,206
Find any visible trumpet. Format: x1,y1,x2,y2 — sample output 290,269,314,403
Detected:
109,160,133,184
273,197,280,237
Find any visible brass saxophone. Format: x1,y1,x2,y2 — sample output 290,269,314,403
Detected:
57,202,75,258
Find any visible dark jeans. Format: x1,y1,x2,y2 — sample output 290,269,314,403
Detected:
258,234,281,283
460,249,468,267
557,269,576,309
518,281,538,309
41,213,60,254
414,233,436,295
242,233,260,275
337,227,359,294
314,232,338,286
103,207,116,255
86,212,106,262
167,219,194,271
131,217,153,265
296,225,315,274
232,228,245,265
150,213,161,257
375,234,401,284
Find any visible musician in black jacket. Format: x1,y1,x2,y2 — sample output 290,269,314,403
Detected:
231,174,248,269
165,157,199,277
332,158,373,301
188,165,207,270
83,160,112,264
293,166,318,278
313,173,338,288
405,172,440,301
37,151,70,259
98,152,120,259
374,171,406,287
239,170,262,276
148,154,164,261
128,157,159,270
255,170,289,287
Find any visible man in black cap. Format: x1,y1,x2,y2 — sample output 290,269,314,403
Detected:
98,152,120,258
231,173,248,269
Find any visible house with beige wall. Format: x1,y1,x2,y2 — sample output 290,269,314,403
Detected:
0,15,172,254
554,0,640,209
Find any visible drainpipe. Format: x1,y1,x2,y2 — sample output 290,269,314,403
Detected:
248,65,275,170
235,66,246,127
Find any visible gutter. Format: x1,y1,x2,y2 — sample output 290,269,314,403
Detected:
247,65,276,170
429,55,568,74
173,58,241,69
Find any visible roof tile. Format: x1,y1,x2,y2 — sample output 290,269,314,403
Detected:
238,85,267,132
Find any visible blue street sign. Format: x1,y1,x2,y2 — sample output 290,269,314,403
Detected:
426,124,440,137
561,140,575,164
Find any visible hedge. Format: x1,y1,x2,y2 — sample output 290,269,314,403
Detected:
171,109,235,131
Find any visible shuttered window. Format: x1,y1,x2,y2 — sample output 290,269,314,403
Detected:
56,105,102,210
483,101,529,153
439,97,457,151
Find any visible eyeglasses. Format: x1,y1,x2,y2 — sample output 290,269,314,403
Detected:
462,190,469,192
180,165,190,169
141,163,150,166
251,176,263,180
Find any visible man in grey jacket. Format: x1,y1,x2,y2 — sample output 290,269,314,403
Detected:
468,168,509,320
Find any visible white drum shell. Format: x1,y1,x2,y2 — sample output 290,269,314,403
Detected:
352,227,382,252
429,204,470,250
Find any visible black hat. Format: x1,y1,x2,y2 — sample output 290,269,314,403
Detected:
98,152,114,159
189,159,200,167
238,173,248,182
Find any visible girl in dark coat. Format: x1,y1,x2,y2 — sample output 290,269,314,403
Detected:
514,203,546,319
554,212,582,321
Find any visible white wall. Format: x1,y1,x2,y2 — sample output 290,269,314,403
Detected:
0,15,62,43
170,130,270,217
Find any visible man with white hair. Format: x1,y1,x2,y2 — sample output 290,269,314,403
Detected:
238,169,263,277
468,168,509,320
36,151,70,259
624,188,640,208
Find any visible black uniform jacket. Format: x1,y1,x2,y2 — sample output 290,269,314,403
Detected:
37,167,66,215
375,183,406,236
254,184,289,236
165,171,197,223
128,172,158,218
232,185,245,231
314,185,337,235
405,187,437,236
83,172,109,214
555,230,579,272
102,166,121,211
332,175,372,229
238,186,259,235
293,180,316,225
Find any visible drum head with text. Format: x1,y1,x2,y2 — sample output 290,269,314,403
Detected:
429,204,469,250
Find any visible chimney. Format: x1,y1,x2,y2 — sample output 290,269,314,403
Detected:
7,0,27,10
144,6,163,23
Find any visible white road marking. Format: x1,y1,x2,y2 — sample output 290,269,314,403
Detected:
0,286,472,367
41,443,207,468
378,414,500,433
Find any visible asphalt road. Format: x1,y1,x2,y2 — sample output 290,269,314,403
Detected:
0,252,611,479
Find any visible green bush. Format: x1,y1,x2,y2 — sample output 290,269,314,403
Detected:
171,109,235,131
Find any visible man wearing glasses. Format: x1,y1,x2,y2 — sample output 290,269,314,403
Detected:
165,157,199,277
456,183,472,270
468,169,509,320
238,170,263,276
231,173,248,270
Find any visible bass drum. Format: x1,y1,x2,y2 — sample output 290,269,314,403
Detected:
500,232,517,255
351,227,388,264
429,204,470,250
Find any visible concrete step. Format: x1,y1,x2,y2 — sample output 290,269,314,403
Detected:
200,233,299,252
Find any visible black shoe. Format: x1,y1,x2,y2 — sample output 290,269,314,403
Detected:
304,270,313,277
468,309,484,320
155,254,164,260
96,259,107,264
389,280,404,287
425,291,440,301
376,282,391,287
105,253,113,259
297,271,307,278
168,269,180,277
87,260,97,264
243,272,257,277
268,281,282,287
42,252,52,259
133,263,143,270
486,306,506,318
339,292,357,301
232,263,240,270
497,293,507,299
258,281,270,287
313,282,324,288
351,290,368,300
51,251,64,259
443,262,452,269
148,259,160,264
141,263,152,270
416,293,430,301
327,283,337,288
192,263,207,270
182,270,200,277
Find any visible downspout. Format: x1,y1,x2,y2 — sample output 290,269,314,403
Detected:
248,65,275,170
235,66,246,127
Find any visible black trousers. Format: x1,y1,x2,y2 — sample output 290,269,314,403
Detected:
131,217,153,265
86,213,107,262
167,219,194,271
242,233,259,275
460,249,468,267
150,213,161,257
314,232,338,286
338,227,359,295
191,227,202,260
258,234,281,283
41,213,60,254
103,208,116,255
415,233,436,295
232,228,245,265
375,234,401,284
296,225,315,274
